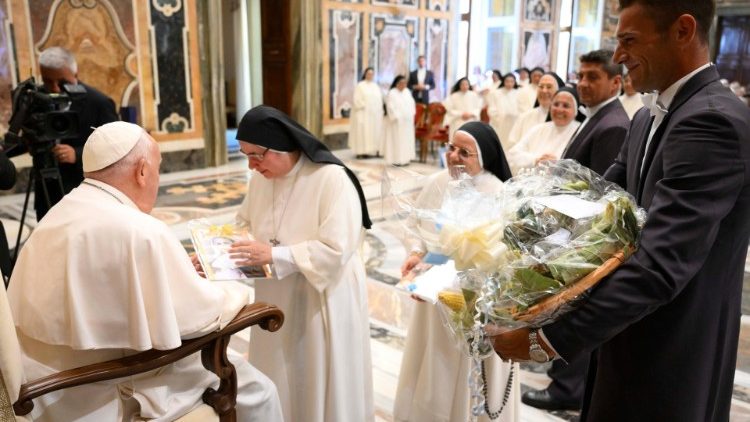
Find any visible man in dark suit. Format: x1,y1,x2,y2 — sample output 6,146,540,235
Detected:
492,1,750,420
18,47,118,220
522,49,631,411
407,55,435,104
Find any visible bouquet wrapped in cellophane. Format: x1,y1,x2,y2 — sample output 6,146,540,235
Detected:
399,160,646,357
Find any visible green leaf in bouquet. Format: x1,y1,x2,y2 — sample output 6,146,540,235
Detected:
561,180,589,192
461,287,478,307
546,246,604,284
512,267,563,295
503,205,569,252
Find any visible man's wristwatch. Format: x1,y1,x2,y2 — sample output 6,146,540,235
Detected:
529,329,551,363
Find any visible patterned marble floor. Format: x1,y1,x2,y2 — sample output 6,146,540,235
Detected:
3,152,750,421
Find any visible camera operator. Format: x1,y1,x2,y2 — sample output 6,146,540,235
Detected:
0,148,15,190
10,47,118,220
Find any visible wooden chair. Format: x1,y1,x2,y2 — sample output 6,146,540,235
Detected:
0,283,284,422
480,105,490,123
419,102,449,163
414,103,429,160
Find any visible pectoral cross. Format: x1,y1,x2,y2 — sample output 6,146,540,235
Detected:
270,238,280,247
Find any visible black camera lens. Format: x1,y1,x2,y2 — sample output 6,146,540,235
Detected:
49,114,71,132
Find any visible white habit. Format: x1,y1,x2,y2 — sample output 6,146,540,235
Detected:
237,156,374,422
384,87,417,165
486,88,521,152
349,80,384,155
506,106,549,151
7,179,282,422
619,92,645,120
507,120,580,175
517,83,538,113
443,90,483,141
394,170,520,422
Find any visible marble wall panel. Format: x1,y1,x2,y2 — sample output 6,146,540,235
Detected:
150,0,193,133
523,0,554,23
322,0,454,128
425,17,448,102
0,2,14,135
601,0,619,51
521,29,552,69
329,9,362,119
1,0,203,148
519,0,557,71
427,0,449,12
369,13,418,93
34,0,136,109
372,0,418,9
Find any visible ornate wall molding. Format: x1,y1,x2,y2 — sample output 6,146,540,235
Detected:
322,0,454,128
0,0,205,151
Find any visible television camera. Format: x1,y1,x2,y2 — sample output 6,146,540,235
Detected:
5,76,84,153
3,77,86,267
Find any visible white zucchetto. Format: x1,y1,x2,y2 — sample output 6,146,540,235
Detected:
82,121,145,172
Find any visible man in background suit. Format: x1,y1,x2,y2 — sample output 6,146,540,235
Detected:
7,47,118,220
491,1,750,420
522,49,630,411
408,55,435,104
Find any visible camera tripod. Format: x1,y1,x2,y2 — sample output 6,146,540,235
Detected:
11,145,65,270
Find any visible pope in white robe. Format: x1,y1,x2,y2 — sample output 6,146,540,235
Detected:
394,122,519,422
384,76,417,165
507,88,582,175
349,68,384,157
7,122,282,422
231,106,374,422
443,78,483,141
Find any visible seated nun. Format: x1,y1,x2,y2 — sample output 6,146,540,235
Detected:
7,122,283,422
507,87,584,175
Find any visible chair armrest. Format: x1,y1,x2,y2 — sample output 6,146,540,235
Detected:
14,302,284,417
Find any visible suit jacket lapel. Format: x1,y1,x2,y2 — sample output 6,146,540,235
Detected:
563,103,607,158
635,66,720,201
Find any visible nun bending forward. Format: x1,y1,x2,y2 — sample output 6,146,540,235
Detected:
228,106,374,422
394,122,520,422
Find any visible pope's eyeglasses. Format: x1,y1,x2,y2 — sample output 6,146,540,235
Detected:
447,143,478,160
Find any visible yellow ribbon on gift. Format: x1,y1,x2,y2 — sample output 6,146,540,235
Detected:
439,220,509,272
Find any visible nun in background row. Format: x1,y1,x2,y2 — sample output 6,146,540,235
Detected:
486,72,521,153
394,121,520,422
350,67,384,158
443,77,483,142
507,86,584,175
506,71,565,150
229,106,374,422
383,75,417,166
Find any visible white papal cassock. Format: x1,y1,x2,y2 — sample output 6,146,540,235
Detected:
394,170,520,422
237,156,374,422
384,87,417,165
349,80,384,155
7,179,282,422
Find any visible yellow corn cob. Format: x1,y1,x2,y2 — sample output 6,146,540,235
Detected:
438,290,466,313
